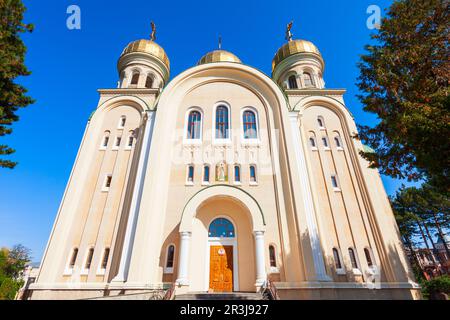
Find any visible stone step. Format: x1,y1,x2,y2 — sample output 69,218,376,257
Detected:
175,292,264,300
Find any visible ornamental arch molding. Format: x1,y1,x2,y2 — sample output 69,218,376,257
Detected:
179,185,266,233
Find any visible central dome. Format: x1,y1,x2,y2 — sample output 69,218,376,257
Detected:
197,50,241,65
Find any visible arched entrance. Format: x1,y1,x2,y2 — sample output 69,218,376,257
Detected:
176,185,266,292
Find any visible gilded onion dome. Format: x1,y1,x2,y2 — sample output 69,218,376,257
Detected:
121,39,170,70
272,39,322,72
197,50,242,65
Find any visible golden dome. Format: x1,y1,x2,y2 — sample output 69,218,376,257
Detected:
272,39,321,71
197,50,241,65
121,39,170,69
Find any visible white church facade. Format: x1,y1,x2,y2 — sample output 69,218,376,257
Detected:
28,24,421,300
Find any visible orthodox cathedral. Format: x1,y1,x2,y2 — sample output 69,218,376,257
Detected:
28,23,420,300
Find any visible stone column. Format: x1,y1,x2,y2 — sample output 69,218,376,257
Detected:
254,231,267,286
176,231,192,286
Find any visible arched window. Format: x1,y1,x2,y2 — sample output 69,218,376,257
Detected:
317,117,325,128
234,165,241,183
127,132,134,148
322,137,329,148
187,165,194,183
145,75,153,88
187,110,202,139
119,116,126,128
269,245,277,267
203,165,210,183
333,248,342,269
209,218,235,238
166,245,175,268
215,105,229,139
348,248,358,269
364,248,373,267
243,110,257,139
101,132,110,149
85,248,94,269
334,136,341,148
130,72,140,85
101,248,110,269
69,248,78,268
288,75,298,89
303,72,313,87
250,165,257,183
309,137,316,148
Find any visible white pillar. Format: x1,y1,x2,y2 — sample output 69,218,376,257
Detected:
176,231,192,286
254,231,267,286
288,112,330,281
112,111,156,283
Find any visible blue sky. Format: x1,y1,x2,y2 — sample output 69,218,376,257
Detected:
0,0,410,263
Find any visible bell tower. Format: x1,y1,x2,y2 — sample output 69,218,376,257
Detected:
117,21,170,89
272,22,325,90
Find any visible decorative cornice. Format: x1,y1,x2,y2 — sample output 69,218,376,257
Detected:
285,88,346,97
98,88,160,95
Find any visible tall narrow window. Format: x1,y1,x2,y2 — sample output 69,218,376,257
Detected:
364,248,373,267
85,248,94,269
243,110,257,139
128,136,134,147
234,165,241,183
334,136,341,148
331,175,339,189
130,72,140,85
145,75,153,88
288,75,298,89
333,248,342,269
203,165,210,183
269,245,277,268
309,137,316,148
303,72,313,87
69,248,78,268
101,248,110,269
119,116,126,128
187,110,202,140
317,117,325,128
166,245,175,269
102,135,109,148
115,136,122,148
250,165,257,183
322,137,328,148
348,248,358,269
187,165,194,183
215,105,229,139
104,175,112,190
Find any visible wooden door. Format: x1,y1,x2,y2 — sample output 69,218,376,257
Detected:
209,245,233,292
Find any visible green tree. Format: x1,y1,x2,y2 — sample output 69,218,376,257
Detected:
0,0,34,169
357,0,449,194
391,184,449,271
0,244,31,300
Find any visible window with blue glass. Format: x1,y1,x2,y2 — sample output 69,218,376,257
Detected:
208,218,235,238
243,110,257,139
216,106,229,139
203,165,210,183
187,110,202,139
234,165,241,183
